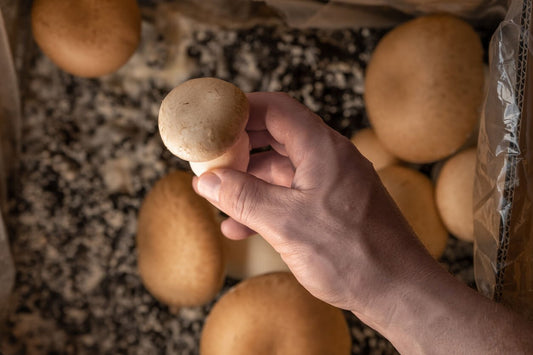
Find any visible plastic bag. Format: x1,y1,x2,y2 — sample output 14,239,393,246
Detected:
0,6,19,319
474,0,533,320
0,213,13,320
260,0,507,29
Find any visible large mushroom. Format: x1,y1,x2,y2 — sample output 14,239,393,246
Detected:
200,272,352,355
364,14,484,163
31,0,141,77
136,171,225,308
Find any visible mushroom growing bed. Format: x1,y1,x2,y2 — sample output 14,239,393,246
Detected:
2,2,478,354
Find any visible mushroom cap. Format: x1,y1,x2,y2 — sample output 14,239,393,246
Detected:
223,234,289,280
364,14,484,163
436,148,477,242
378,165,448,259
159,78,250,162
200,272,351,355
351,128,400,170
136,171,225,308
31,0,141,78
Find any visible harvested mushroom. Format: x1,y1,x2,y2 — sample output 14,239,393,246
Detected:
200,272,351,355
351,128,399,170
435,148,477,242
365,14,484,163
159,78,250,176
223,234,289,280
136,171,225,308
31,0,141,77
378,165,448,259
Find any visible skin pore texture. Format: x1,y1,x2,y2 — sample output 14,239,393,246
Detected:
193,92,533,354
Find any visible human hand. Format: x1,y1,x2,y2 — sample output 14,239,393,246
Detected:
191,92,533,355
192,92,437,319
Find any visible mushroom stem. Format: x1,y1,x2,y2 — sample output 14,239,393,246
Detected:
190,131,250,176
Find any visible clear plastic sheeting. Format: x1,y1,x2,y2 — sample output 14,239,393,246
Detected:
0,7,17,320
353,0,504,16
0,2,20,211
0,213,13,320
259,0,507,29
474,0,533,320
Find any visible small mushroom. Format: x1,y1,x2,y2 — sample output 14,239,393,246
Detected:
159,78,250,176
435,148,477,242
223,234,289,280
200,272,352,355
351,128,399,170
378,165,449,259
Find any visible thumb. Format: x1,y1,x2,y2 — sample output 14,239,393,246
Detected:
194,169,292,234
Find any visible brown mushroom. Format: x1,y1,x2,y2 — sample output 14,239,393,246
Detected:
378,165,449,259
435,148,477,242
365,14,484,163
223,234,289,280
351,128,400,170
31,0,141,77
136,171,225,308
200,272,352,355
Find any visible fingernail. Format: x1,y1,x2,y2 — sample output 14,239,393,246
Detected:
197,173,221,202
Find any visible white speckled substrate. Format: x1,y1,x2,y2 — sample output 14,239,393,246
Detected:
1,3,475,355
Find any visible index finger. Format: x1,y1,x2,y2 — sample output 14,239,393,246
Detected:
245,92,328,169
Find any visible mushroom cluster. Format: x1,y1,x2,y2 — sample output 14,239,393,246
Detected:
138,15,484,342
136,168,294,307
352,14,483,256
137,171,343,354
137,78,349,353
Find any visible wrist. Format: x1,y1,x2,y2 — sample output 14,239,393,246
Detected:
355,259,533,355
369,265,462,354
351,249,445,336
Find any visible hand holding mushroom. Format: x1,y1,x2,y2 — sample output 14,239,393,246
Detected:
190,92,533,355
159,78,251,176
156,79,533,355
